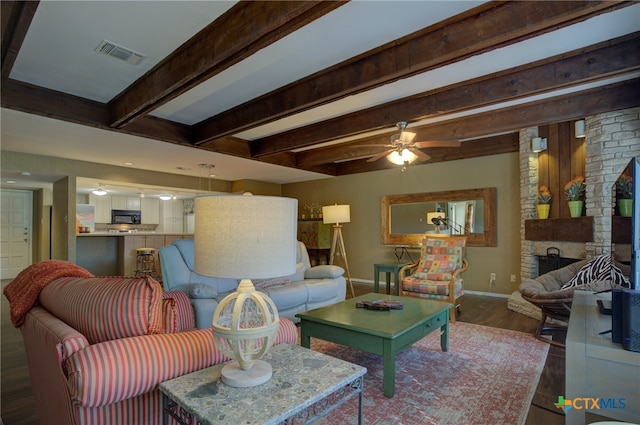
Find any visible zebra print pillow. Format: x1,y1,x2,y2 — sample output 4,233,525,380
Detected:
561,254,630,289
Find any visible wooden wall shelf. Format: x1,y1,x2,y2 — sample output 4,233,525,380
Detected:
525,216,593,242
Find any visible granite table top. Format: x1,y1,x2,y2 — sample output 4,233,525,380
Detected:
159,343,367,425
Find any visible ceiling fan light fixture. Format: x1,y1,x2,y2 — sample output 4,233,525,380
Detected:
387,149,418,165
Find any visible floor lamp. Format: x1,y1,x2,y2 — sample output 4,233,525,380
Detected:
322,204,355,298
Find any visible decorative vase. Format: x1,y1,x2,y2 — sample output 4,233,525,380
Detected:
618,198,632,217
567,200,583,218
537,204,550,219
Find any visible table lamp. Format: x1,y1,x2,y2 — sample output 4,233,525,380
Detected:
194,194,297,387
427,212,446,234
322,204,355,298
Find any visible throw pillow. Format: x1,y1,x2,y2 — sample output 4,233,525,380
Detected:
252,277,291,289
305,265,344,279
174,283,218,299
414,254,460,281
561,255,630,289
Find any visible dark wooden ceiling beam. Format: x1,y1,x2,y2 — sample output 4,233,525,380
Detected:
1,1,39,82
252,32,640,156
0,79,198,146
407,79,640,142
194,0,627,144
1,79,110,126
298,133,519,168
335,134,519,175
302,79,640,174
108,1,346,128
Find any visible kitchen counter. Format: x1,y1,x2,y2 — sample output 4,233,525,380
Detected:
76,233,193,276
77,232,192,236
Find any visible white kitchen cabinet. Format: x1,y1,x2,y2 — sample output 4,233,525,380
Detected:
159,199,184,233
141,197,160,224
89,194,111,223
111,196,141,210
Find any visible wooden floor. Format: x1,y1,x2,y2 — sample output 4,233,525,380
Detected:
1,280,567,425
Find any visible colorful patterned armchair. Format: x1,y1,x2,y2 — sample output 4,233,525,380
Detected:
4,260,297,425
399,236,468,322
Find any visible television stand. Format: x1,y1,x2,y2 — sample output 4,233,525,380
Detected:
566,291,640,424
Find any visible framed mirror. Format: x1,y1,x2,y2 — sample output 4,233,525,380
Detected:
381,187,497,246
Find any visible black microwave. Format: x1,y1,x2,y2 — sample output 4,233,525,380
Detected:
111,209,142,225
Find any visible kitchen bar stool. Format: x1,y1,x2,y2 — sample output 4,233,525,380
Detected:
135,247,156,278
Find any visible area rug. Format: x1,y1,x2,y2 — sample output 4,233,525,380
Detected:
310,322,550,425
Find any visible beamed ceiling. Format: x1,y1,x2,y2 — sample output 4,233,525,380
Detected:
1,1,639,186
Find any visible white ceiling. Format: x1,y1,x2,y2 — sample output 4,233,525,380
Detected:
2,1,639,196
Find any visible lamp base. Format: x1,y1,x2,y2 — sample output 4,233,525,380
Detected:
220,359,272,387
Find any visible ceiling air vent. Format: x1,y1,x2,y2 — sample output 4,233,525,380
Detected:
95,40,146,65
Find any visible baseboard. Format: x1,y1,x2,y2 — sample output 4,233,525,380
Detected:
464,290,509,299
351,280,510,299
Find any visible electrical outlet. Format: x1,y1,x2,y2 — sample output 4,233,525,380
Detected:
510,274,516,283
490,273,496,281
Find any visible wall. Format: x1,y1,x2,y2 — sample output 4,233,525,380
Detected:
520,107,640,279
283,152,521,295
2,151,233,262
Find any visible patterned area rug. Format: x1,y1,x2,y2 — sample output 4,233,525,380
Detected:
310,322,549,425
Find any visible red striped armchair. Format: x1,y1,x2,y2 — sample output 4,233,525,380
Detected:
12,264,297,425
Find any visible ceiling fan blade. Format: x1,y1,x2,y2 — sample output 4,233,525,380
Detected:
412,149,431,162
412,140,461,148
366,149,394,162
398,131,416,143
353,144,395,148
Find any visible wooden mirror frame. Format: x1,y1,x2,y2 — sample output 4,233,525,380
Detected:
381,187,497,247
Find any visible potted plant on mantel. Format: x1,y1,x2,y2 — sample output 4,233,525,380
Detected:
564,176,586,217
616,172,633,217
537,185,552,219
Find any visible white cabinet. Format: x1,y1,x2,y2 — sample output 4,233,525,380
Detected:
141,198,160,224
89,194,111,223
159,200,184,233
111,196,140,210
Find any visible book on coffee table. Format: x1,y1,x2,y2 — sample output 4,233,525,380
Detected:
355,299,403,310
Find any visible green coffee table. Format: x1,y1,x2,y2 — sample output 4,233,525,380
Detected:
297,293,451,398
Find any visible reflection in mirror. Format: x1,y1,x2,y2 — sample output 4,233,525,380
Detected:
390,200,485,235
382,188,497,246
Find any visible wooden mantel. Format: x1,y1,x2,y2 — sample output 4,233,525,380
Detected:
524,217,593,242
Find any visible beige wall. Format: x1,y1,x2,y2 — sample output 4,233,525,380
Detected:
3,150,521,294
282,152,521,295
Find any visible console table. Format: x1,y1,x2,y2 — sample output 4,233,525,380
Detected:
566,291,640,424
160,344,366,425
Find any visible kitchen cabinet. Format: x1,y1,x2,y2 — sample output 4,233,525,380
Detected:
141,197,160,224
89,194,111,223
160,200,184,233
297,219,332,266
111,196,141,210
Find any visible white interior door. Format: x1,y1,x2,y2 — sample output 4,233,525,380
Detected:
1,190,33,279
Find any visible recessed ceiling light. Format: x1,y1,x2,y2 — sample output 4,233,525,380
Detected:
6,180,16,184
21,171,31,176
159,195,172,201
123,162,135,166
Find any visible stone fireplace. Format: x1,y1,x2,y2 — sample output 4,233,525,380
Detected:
520,107,639,280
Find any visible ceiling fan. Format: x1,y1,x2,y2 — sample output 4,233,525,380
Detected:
364,122,461,170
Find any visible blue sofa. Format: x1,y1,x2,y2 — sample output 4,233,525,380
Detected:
158,239,346,328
